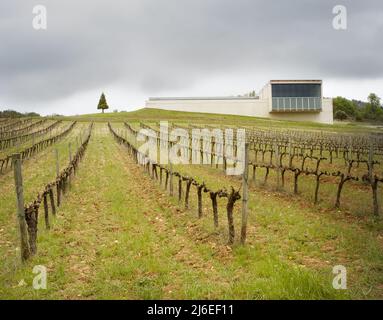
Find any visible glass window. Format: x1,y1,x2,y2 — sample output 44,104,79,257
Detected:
271,83,322,112
271,97,322,112
272,84,321,98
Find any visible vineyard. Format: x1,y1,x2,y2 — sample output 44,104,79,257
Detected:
1,111,383,299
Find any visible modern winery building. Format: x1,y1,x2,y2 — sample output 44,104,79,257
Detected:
145,80,334,124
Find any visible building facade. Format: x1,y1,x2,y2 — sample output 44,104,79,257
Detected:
145,80,334,124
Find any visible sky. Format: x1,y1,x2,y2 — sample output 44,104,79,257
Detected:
1,0,382,115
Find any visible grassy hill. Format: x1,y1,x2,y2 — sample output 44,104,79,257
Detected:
54,108,382,133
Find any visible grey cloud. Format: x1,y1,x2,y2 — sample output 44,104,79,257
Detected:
0,0,382,112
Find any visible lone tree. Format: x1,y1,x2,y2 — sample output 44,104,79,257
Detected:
97,93,109,113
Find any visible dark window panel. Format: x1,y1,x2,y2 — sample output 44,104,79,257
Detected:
271,84,321,98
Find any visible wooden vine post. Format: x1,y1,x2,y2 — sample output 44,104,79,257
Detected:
368,142,380,217
55,148,61,205
68,143,72,185
169,161,174,196
241,143,249,245
43,191,50,230
275,142,281,190
177,174,182,204
55,148,59,177
69,143,72,162
12,153,31,262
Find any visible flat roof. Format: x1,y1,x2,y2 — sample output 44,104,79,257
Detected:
270,80,322,84
148,96,258,101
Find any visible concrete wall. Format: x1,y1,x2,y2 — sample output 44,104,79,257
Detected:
268,98,334,124
258,82,272,102
145,97,334,124
145,98,260,117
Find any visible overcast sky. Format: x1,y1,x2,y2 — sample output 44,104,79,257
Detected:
1,0,382,115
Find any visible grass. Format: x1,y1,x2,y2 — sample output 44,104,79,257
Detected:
0,123,88,279
159,160,383,298
53,108,383,134
0,120,67,158
0,119,382,299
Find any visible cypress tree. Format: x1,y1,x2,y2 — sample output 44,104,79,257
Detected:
97,93,109,113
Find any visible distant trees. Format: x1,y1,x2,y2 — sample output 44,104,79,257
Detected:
364,93,382,120
25,112,40,117
333,97,356,118
237,90,257,98
97,93,109,113
333,93,383,122
0,109,40,118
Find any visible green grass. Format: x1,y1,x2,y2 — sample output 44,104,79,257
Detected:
0,122,88,282
0,120,67,158
1,121,382,299
53,108,383,134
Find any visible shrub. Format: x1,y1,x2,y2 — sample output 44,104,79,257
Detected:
334,110,348,120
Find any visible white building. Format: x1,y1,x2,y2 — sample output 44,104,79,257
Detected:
145,80,333,124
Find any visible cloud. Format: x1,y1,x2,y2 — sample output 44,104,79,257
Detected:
0,0,382,114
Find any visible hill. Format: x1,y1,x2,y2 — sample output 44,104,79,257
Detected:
53,107,383,133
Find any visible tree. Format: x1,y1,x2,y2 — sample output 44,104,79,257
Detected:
0,109,40,118
97,93,109,113
363,93,383,120
25,112,40,117
333,96,357,118
368,93,381,113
